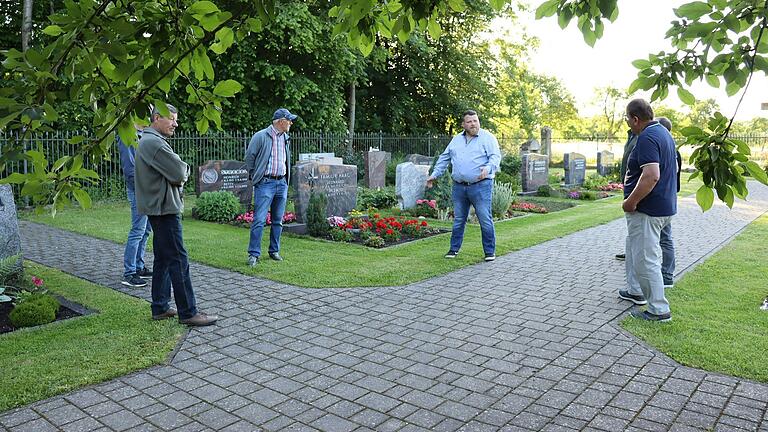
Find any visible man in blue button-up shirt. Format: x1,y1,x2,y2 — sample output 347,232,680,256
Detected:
427,110,501,261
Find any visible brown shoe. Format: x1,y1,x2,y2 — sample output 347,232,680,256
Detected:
152,308,177,320
179,313,219,326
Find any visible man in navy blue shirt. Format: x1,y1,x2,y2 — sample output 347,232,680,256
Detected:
618,99,677,322
427,110,501,262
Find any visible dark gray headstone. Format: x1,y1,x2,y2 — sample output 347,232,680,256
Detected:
405,154,435,166
395,162,430,209
521,153,550,192
597,150,615,176
196,160,252,206
520,138,541,155
0,185,22,272
564,152,587,186
293,161,357,223
364,150,390,188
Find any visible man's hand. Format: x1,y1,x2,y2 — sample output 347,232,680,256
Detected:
426,177,434,189
622,199,637,213
478,167,488,181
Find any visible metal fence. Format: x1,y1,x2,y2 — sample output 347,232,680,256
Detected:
2,130,767,201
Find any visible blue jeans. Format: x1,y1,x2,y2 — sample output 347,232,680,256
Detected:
450,179,495,255
124,185,152,278
248,178,288,258
147,214,197,319
660,223,675,281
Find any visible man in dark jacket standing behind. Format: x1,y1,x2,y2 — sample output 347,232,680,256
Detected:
245,108,296,266
135,104,218,326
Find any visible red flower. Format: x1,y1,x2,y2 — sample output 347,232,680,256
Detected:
386,229,394,235
421,221,428,226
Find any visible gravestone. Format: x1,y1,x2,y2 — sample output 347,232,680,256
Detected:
298,152,336,162
395,162,431,209
0,185,22,272
196,160,252,206
364,150,390,188
540,127,552,156
405,154,435,166
597,150,615,176
521,153,550,192
564,152,587,186
293,161,358,223
520,138,541,155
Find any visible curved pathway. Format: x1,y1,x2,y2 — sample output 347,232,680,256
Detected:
3,184,768,432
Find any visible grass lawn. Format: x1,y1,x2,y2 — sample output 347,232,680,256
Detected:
21,174,702,288
0,263,186,412
621,213,768,383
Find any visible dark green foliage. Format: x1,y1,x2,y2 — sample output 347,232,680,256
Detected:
193,191,243,223
582,173,609,190
537,185,553,197
580,190,597,200
500,154,522,177
357,187,398,210
10,294,59,328
495,172,514,185
339,149,365,181
307,192,330,237
329,227,353,242
385,154,406,186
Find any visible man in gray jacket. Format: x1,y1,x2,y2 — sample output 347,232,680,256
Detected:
245,108,296,266
135,104,218,326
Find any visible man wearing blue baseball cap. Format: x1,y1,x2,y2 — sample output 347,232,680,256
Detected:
245,108,297,266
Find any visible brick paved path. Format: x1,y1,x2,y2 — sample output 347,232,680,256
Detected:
3,184,768,432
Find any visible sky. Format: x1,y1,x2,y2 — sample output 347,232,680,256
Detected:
494,0,767,121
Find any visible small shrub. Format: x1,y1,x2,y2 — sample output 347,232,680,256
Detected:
363,235,385,248
495,171,515,186
307,192,330,237
357,187,398,210
500,154,522,177
492,182,516,218
537,185,552,197
583,173,609,190
329,227,353,242
9,293,59,328
580,190,597,200
193,191,242,223
548,172,562,185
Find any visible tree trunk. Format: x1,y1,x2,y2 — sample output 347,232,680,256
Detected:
22,0,34,51
347,81,356,153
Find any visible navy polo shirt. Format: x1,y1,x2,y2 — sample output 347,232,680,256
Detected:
623,121,677,217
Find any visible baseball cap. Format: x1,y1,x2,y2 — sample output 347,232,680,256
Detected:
272,108,298,121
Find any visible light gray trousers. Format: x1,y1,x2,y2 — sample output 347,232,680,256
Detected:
625,212,672,315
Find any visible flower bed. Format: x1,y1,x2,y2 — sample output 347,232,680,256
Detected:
324,212,447,248
0,274,87,334
510,202,549,214
598,182,624,192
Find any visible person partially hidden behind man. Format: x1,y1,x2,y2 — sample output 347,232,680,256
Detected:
245,108,296,266
135,104,218,326
426,109,501,262
618,99,677,322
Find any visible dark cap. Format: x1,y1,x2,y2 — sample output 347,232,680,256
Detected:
272,108,298,121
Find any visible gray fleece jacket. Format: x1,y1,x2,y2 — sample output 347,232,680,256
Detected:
134,127,189,216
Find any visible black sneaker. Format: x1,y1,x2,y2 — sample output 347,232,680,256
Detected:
618,290,647,305
136,267,153,279
663,278,674,288
615,253,626,261
445,250,458,259
121,274,147,287
630,308,671,322
484,254,496,262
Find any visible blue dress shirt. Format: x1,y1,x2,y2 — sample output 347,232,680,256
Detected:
430,129,501,184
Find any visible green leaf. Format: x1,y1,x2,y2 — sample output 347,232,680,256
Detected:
582,28,597,47
213,79,243,97
188,1,220,15
696,184,714,211
0,172,27,184
42,25,64,36
743,161,768,185
427,18,441,39
72,188,92,209
0,111,21,131
632,59,652,69
675,1,711,20
247,17,262,32
535,0,560,19
725,81,740,96
489,0,505,11
447,0,466,12
677,87,696,105
705,74,720,88
723,186,734,209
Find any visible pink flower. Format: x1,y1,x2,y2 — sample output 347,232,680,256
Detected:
31,276,43,287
